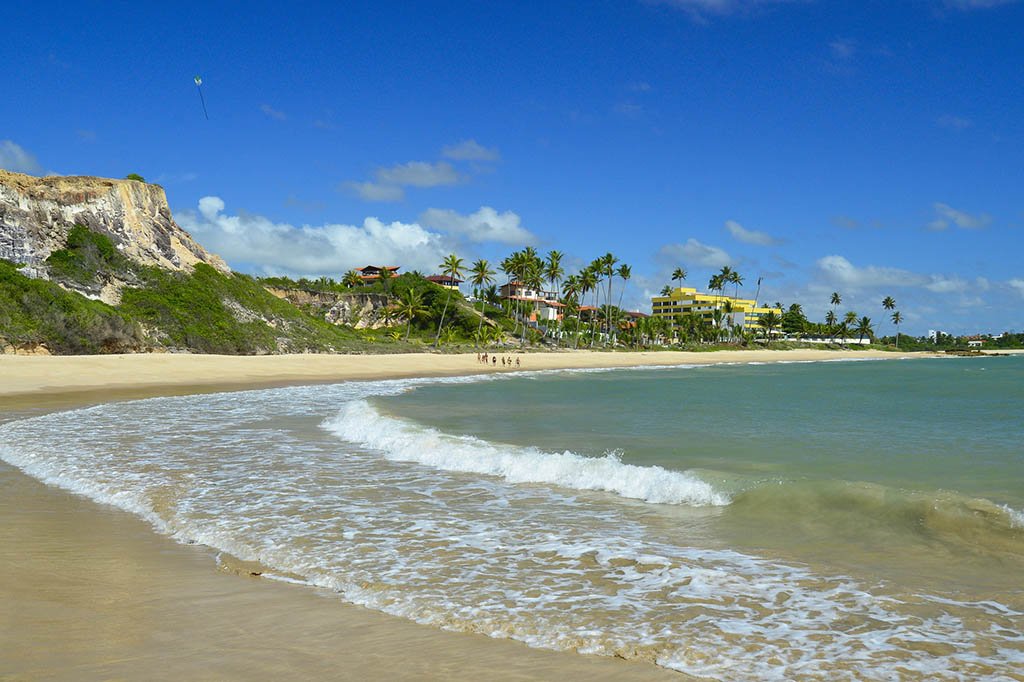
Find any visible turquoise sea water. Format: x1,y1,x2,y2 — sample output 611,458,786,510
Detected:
1,356,1022,680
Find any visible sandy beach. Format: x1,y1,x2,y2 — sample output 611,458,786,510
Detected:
0,348,938,680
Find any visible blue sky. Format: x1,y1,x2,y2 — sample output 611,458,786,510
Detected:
3,0,1023,334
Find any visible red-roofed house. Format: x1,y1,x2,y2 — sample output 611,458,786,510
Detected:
356,265,400,283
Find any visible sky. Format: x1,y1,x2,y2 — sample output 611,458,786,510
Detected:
3,0,1023,335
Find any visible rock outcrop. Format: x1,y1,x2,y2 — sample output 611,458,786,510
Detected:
0,169,228,276
264,287,394,329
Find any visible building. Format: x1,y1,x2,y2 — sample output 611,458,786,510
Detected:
355,265,400,283
650,287,782,334
425,274,464,291
498,281,563,322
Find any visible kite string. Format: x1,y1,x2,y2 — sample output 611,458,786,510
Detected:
197,86,209,120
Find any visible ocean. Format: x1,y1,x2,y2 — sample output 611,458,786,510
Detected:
1,356,1022,680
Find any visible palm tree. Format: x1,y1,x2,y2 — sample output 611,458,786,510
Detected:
728,269,744,299
395,288,427,341
378,266,394,294
660,285,673,296
882,296,896,344
856,316,874,343
433,254,465,348
825,310,837,342
672,267,687,291
578,266,598,349
601,253,619,344
891,310,903,349
342,270,363,288
614,263,632,343
469,259,496,336
562,274,580,349
758,310,781,341
544,250,564,301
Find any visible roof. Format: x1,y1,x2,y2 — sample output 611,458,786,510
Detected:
426,275,464,284
356,265,400,273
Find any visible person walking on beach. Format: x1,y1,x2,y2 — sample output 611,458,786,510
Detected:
515,357,521,368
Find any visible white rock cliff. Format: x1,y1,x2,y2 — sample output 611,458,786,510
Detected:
0,169,228,277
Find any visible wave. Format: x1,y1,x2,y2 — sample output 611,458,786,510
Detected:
727,479,1024,557
323,400,730,507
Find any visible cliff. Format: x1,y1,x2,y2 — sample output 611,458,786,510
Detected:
264,287,395,329
0,169,228,277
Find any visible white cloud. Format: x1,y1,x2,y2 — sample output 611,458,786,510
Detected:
929,202,992,230
375,161,460,187
815,255,925,289
658,239,732,268
420,207,536,246
260,104,287,121
1009,279,1024,298
345,160,463,203
178,196,451,277
923,275,966,294
724,219,782,246
442,140,500,162
342,181,405,202
0,140,43,175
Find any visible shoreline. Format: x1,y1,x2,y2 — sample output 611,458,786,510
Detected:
0,347,943,403
0,348,953,680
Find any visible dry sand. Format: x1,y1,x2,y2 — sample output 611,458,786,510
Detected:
0,348,937,680
0,348,934,399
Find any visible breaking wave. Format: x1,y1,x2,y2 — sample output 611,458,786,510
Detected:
323,400,730,507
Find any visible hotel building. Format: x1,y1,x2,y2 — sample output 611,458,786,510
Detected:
650,287,783,334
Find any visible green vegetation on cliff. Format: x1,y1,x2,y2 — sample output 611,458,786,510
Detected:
0,260,143,353
45,224,132,285
122,265,365,354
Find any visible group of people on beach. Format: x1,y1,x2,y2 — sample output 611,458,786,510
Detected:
477,352,520,368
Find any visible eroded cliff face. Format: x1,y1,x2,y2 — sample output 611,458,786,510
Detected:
264,287,395,329
0,169,228,276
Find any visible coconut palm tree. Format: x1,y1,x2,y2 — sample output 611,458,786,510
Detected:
562,274,580,349
433,254,465,347
856,316,874,343
660,285,672,296
882,296,896,344
581,261,603,348
545,250,564,301
395,288,427,341
614,263,632,343
825,310,837,342
469,259,496,336
601,253,619,344
891,310,903,349
758,310,781,341
377,266,394,294
672,267,687,290
342,270,363,288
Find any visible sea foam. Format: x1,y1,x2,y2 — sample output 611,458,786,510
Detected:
323,400,729,507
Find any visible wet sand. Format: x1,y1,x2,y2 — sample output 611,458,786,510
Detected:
0,349,936,680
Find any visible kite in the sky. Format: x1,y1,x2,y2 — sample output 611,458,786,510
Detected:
194,75,208,119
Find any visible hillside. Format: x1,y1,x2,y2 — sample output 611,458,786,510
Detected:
0,170,509,354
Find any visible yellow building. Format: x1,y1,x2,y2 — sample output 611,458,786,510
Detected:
650,287,782,333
